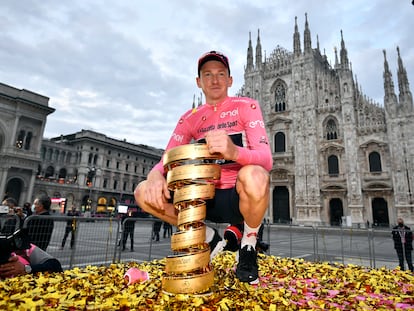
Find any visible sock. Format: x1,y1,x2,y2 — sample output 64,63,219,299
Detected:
205,226,215,243
241,222,259,249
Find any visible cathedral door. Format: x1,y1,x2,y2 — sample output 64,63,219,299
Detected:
329,198,343,226
371,197,389,227
273,186,290,223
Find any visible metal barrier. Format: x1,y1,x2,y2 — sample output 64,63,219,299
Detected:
20,216,177,269
0,214,403,271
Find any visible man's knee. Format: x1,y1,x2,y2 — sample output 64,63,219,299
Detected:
237,165,269,194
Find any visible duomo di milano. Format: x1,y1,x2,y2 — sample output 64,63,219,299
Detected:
1,16,413,227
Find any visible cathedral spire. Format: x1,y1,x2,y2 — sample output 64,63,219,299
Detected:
256,29,262,70
383,49,398,113
396,46,413,110
316,35,320,53
246,31,254,72
334,47,339,68
340,30,349,69
355,75,359,97
303,13,312,54
198,92,203,107
293,16,301,57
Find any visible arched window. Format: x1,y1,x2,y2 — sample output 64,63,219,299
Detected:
326,119,338,140
328,155,339,175
88,153,93,165
45,166,55,178
274,132,286,153
60,151,66,163
41,147,46,160
54,150,59,161
369,151,382,172
24,132,32,150
274,82,286,112
66,152,72,164
58,168,67,179
47,149,53,161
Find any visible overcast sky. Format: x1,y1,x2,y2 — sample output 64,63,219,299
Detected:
1,1,413,149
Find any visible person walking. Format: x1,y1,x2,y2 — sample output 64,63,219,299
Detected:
61,206,79,249
392,218,413,272
121,211,135,251
152,220,162,242
162,222,172,239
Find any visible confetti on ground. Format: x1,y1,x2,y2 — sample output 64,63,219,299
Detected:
0,252,413,310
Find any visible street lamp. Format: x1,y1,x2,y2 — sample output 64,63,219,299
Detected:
86,167,97,212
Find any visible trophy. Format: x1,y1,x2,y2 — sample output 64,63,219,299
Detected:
162,143,221,294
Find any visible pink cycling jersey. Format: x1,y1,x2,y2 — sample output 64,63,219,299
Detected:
152,96,273,189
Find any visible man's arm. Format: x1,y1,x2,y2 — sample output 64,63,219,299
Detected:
234,99,273,171
27,245,63,273
31,259,63,273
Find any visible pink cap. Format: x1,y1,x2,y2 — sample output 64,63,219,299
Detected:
124,268,149,285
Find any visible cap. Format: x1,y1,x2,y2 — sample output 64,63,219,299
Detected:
197,51,230,76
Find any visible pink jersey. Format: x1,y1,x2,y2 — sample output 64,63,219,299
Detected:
152,96,273,189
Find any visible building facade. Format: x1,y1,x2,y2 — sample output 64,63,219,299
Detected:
241,15,414,226
0,82,55,207
36,130,163,214
0,82,163,214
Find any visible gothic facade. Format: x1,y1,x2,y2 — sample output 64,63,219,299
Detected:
241,16,414,227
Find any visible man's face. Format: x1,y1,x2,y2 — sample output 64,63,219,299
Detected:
33,199,43,214
196,61,233,104
397,218,404,226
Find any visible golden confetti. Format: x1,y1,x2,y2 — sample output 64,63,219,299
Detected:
0,252,413,310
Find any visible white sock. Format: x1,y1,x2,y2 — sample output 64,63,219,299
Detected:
241,221,259,249
205,226,215,243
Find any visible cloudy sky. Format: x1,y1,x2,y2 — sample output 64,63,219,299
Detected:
1,1,413,149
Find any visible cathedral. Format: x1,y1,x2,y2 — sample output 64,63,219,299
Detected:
240,15,414,227
2,15,413,227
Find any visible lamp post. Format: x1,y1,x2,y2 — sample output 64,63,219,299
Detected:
86,167,97,212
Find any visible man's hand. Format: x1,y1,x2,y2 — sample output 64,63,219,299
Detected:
205,129,238,161
0,255,25,278
144,170,171,210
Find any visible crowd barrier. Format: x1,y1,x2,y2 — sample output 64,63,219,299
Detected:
0,214,403,271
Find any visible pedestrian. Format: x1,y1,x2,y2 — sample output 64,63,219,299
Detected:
26,195,54,251
152,220,162,242
60,206,79,249
392,218,413,272
163,222,172,239
134,50,272,284
121,211,135,251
